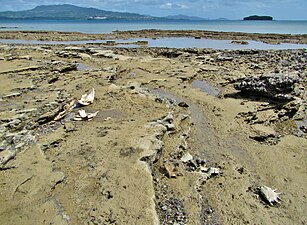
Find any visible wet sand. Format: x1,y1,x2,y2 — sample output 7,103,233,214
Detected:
0,31,306,225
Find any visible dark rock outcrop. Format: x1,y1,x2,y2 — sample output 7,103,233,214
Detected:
234,74,299,100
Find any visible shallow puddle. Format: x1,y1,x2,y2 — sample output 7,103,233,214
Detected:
295,119,307,136
191,80,220,97
95,109,125,121
77,63,94,71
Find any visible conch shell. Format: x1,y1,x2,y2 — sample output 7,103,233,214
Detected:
78,88,95,106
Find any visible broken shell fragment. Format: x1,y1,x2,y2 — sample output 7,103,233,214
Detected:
74,110,99,121
164,162,177,178
87,111,99,119
78,88,95,106
181,153,193,163
259,186,281,206
207,167,220,177
78,109,88,118
54,100,76,121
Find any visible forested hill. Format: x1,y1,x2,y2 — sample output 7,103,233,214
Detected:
0,4,154,20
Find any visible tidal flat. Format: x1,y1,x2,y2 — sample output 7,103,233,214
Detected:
0,30,306,225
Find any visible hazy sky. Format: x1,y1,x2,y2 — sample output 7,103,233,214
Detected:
1,0,306,20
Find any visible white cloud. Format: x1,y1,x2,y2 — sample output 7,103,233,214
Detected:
160,3,171,9
159,2,189,9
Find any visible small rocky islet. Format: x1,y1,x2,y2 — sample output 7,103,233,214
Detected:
243,15,273,20
0,30,306,225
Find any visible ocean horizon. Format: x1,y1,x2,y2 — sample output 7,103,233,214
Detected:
0,19,307,34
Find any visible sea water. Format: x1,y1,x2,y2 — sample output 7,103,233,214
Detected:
1,37,307,49
0,19,307,34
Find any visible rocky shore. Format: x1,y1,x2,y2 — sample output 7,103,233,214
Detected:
1,29,307,44
0,31,306,225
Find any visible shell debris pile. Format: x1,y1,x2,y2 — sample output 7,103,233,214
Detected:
53,88,98,122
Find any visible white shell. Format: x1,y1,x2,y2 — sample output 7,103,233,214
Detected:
87,111,99,119
181,153,193,163
260,186,281,205
78,88,95,106
78,109,88,118
74,109,99,121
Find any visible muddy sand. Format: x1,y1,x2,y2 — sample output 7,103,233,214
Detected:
0,30,306,225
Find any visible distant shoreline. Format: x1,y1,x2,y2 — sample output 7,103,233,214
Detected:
1,18,307,21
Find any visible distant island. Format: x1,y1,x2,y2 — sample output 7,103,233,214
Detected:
0,4,217,21
0,4,154,20
243,15,273,20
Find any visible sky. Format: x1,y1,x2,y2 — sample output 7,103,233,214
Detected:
0,0,306,20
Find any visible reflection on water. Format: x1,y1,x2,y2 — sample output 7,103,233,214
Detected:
0,37,306,50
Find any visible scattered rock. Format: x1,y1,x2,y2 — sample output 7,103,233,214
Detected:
250,124,277,143
56,50,80,58
231,40,249,45
19,55,32,60
157,196,188,225
178,101,189,108
48,75,59,84
157,49,182,58
44,61,78,73
64,122,77,133
217,55,233,61
300,126,307,133
92,50,117,59
37,108,61,125
3,92,21,98
149,113,175,131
